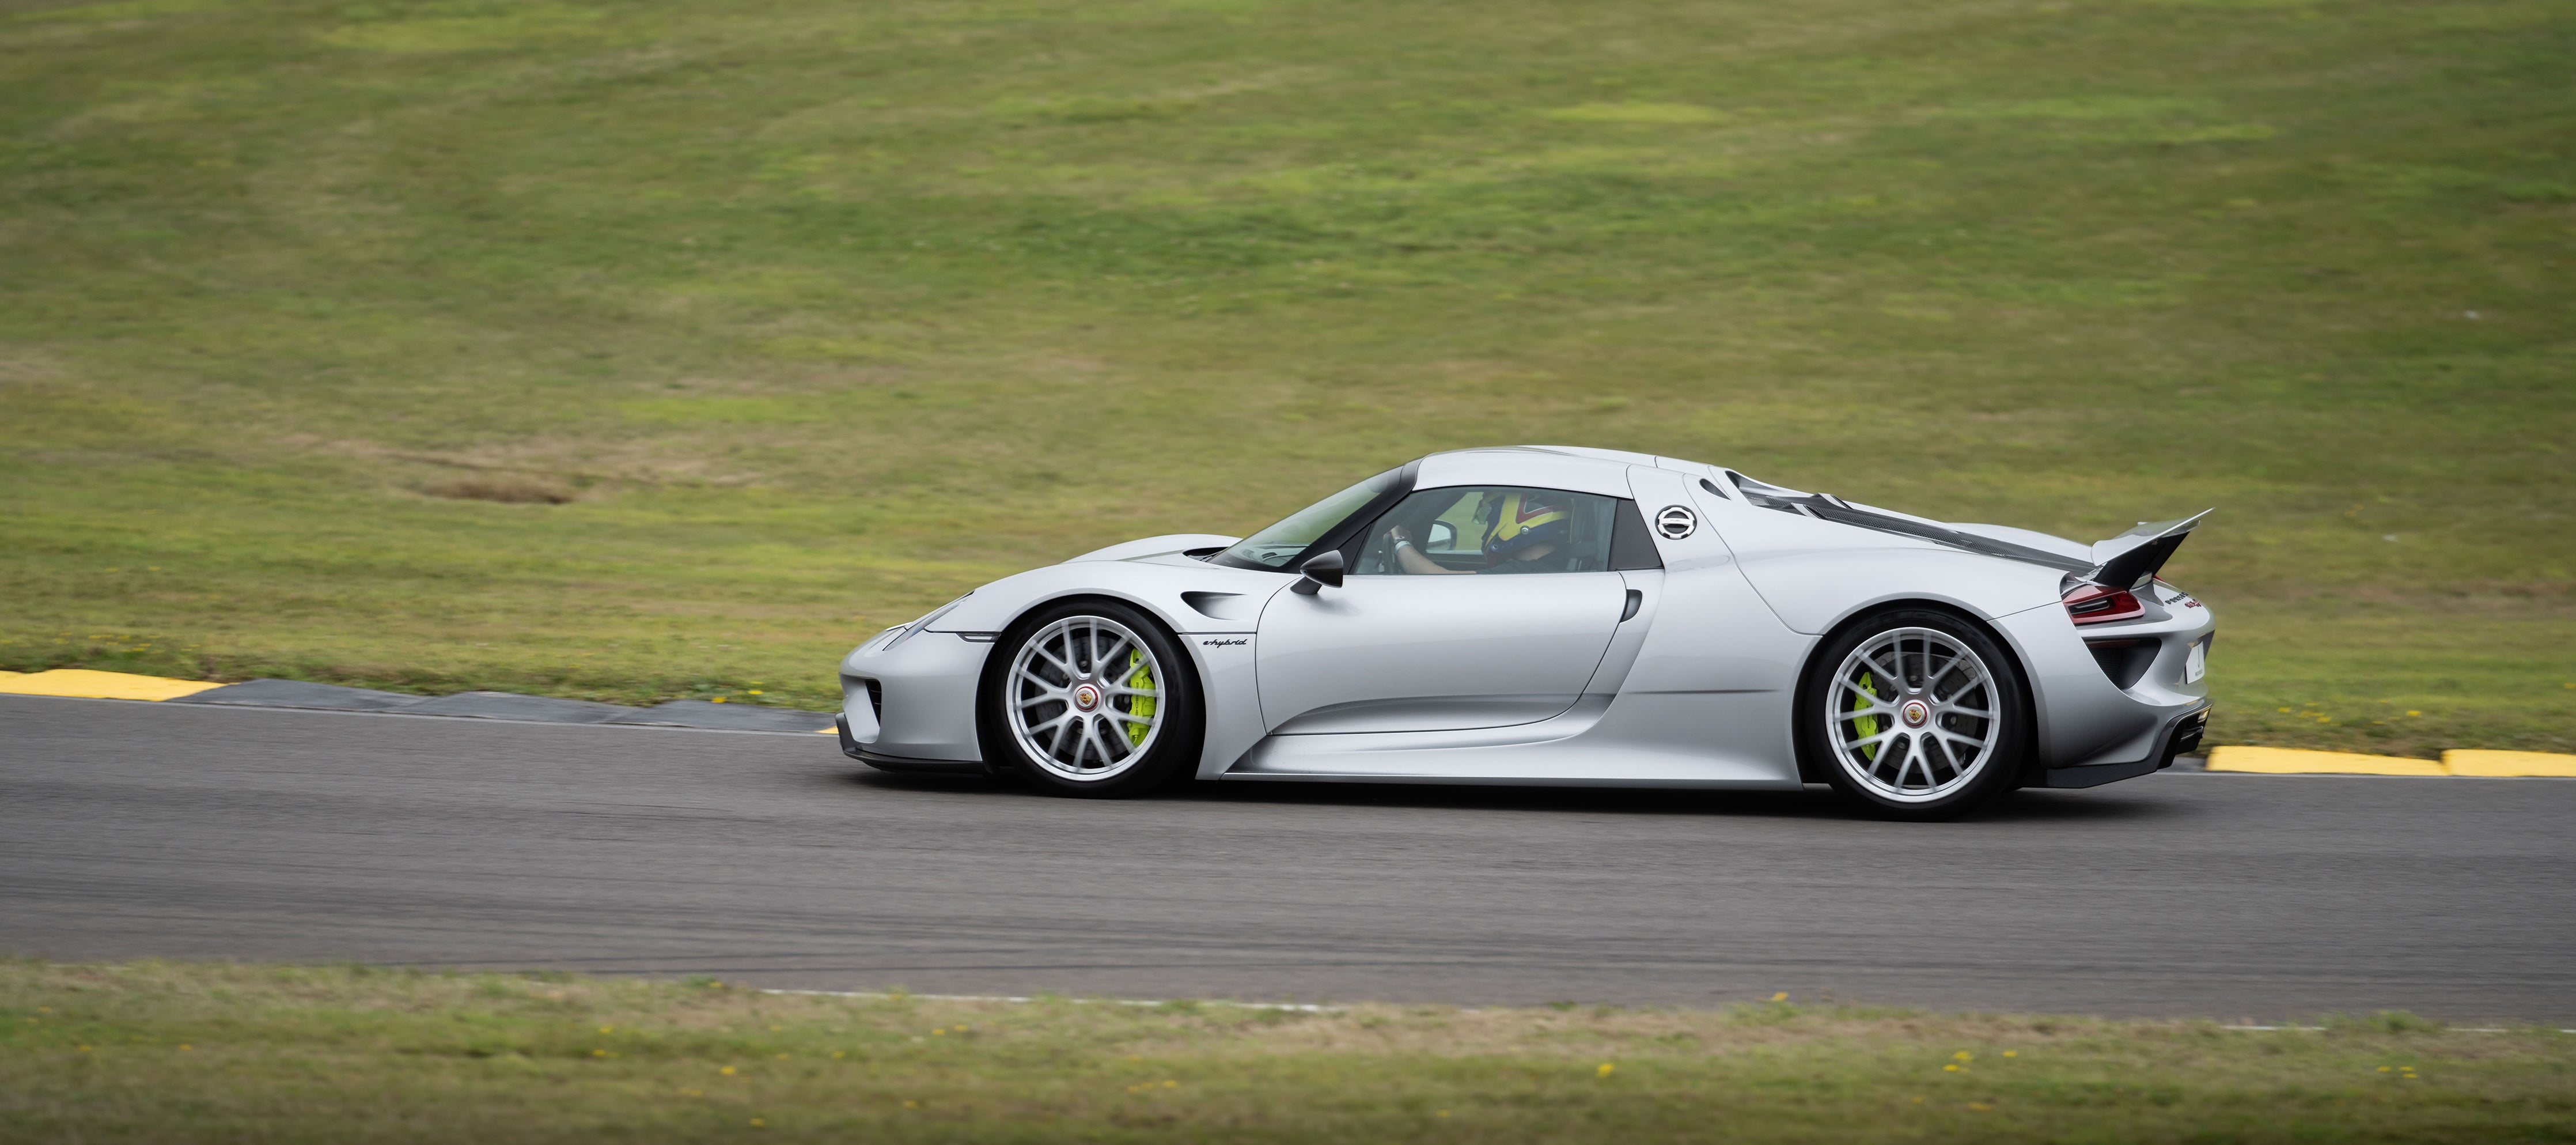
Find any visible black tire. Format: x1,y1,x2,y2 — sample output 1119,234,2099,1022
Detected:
977,598,1203,799
1797,607,2030,822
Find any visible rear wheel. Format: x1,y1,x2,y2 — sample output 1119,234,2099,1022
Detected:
1801,609,2028,821
980,600,1202,798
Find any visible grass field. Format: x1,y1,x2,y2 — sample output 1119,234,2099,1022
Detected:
5,959,2572,1143
1,0,2569,756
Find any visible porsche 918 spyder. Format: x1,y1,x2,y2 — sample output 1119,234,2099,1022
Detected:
835,446,2213,819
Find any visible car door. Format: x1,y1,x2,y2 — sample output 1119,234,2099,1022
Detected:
1253,485,1632,734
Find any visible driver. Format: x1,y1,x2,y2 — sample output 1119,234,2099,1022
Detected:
1386,491,1571,574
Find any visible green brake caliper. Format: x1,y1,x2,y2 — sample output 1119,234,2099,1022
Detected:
1852,672,1881,762
1122,649,1156,747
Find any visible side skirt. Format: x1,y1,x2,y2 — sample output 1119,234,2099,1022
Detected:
1223,697,1801,789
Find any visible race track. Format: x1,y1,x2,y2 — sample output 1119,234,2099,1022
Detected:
3,693,2570,1021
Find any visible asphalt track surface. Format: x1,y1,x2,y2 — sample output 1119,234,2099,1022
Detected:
6,693,2572,1022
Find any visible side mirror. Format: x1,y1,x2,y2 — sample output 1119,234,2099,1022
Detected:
1289,550,1346,596
1426,521,1456,551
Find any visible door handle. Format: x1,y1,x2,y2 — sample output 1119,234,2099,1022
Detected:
1620,588,1642,622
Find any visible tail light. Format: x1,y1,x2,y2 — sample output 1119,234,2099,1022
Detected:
2063,582,2145,626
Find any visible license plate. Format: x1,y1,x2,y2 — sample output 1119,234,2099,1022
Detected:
2184,639,2207,685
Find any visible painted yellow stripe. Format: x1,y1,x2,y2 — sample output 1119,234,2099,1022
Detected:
0,670,23,682
0,669,226,701
2205,746,2448,777
2442,750,2576,778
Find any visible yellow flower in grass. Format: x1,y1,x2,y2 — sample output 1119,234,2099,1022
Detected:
719,1065,736,1076
1596,1063,1615,1077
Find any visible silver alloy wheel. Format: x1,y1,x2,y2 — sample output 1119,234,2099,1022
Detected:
1005,615,1166,782
1824,627,2001,803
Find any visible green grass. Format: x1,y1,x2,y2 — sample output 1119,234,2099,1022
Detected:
4,960,2572,1143
1,0,2570,756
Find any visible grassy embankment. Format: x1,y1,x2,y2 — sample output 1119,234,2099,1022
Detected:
4,960,2572,1143
1,0,2569,755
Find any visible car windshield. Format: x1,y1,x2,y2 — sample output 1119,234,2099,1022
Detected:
1209,467,1406,571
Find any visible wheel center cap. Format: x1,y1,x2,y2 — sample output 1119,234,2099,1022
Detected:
1071,682,1102,712
1900,700,1930,728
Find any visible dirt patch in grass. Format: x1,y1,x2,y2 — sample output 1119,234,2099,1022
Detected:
423,477,578,505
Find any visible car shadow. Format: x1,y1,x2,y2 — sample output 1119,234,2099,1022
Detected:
842,768,2185,824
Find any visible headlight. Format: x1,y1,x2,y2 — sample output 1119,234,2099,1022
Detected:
883,593,972,651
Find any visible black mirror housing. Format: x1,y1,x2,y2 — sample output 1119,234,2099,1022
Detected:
1290,549,1347,595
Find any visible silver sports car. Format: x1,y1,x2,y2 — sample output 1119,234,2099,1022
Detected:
835,446,2213,819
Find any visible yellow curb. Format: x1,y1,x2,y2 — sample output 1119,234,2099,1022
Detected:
0,669,226,701
0,670,22,682
2442,750,2576,778
2205,746,2448,777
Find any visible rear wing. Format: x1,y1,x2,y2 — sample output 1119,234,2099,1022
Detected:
2085,510,2213,589
1721,471,2207,587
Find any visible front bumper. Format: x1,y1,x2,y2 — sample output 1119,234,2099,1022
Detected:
837,626,994,764
836,714,991,777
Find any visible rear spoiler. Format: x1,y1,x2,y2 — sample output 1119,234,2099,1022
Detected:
2085,510,2213,589
1722,471,2207,586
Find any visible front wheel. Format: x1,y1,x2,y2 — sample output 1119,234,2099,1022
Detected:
979,600,1203,798
1800,609,2029,821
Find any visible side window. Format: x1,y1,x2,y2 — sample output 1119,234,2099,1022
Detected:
1353,486,1622,575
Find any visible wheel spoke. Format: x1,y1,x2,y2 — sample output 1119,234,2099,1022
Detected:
1835,696,1899,719
1033,644,1077,679
1093,636,1132,675
1856,651,1904,688
1844,728,1898,753
1078,717,1117,769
